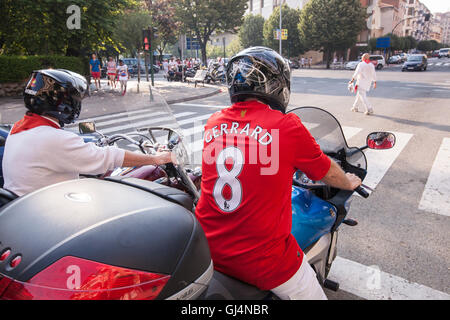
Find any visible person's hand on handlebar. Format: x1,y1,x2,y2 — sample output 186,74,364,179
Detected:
321,160,362,191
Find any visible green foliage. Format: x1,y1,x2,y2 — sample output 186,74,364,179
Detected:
0,0,137,56
417,40,432,52
0,55,88,83
239,15,265,49
207,37,243,59
114,10,153,57
264,5,304,58
174,0,248,63
298,0,366,68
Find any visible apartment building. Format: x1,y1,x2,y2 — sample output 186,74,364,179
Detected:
436,12,450,44
402,0,431,40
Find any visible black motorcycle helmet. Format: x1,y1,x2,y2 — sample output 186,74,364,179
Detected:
226,46,291,113
23,69,88,126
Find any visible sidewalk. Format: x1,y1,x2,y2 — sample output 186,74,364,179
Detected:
0,79,223,123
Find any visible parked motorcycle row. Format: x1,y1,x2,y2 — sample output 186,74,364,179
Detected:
165,60,226,84
0,91,396,300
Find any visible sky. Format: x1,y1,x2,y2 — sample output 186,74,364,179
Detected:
419,0,450,13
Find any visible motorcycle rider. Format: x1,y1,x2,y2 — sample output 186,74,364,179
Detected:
3,69,175,197
195,47,362,300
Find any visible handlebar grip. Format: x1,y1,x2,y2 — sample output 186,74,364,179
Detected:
355,186,370,198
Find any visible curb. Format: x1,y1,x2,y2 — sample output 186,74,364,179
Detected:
166,87,223,105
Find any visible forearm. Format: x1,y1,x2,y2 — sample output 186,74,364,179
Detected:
321,160,353,190
122,151,166,167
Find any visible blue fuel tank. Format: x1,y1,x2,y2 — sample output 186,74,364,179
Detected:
291,186,337,250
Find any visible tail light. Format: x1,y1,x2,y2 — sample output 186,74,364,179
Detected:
0,256,170,300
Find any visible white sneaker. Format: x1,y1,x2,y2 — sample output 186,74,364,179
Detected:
365,109,374,115
351,107,358,112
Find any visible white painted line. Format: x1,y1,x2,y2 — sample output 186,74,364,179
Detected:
100,112,195,134
363,132,413,191
173,102,229,109
342,127,362,141
444,63,450,67
95,111,173,128
435,62,443,66
418,138,450,216
327,256,450,300
79,108,154,122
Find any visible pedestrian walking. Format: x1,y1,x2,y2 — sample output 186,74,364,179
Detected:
163,59,169,78
106,57,117,89
309,57,312,68
89,53,101,90
349,53,377,115
301,57,305,68
117,59,129,96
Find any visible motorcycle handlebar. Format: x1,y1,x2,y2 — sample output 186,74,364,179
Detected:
355,186,370,198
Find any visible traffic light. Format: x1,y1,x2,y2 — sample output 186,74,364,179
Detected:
424,13,431,22
151,27,158,41
142,29,151,52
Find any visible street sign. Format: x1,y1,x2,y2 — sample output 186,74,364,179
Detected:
186,37,200,50
274,29,288,40
376,37,391,48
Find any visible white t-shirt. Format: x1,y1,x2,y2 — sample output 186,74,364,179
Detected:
3,125,125,196
352,61,377,91
117,64,128,81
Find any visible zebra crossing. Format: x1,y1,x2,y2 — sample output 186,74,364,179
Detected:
73,106,450,218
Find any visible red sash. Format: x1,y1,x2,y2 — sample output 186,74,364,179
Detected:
10,113,60,135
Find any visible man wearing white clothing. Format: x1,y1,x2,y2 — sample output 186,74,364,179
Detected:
349,53,377,115
3,69,175,197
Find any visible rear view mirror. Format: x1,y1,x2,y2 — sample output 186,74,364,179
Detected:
367,132,396,150
79,122,96,134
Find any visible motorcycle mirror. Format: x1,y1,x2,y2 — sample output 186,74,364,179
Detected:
79,122,96,134
366,132,396,150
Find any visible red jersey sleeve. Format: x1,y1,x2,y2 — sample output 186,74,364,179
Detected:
285,113,331,181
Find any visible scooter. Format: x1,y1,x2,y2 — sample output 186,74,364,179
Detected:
0,105,395,300
205,62,225,84
199,107,396,299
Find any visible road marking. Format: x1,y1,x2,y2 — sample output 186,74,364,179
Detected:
78,108,155,122
94,111,177,127
435,62,443,66
418,138,450,216
99,112,196,134
444,63,450,67
328,256,450,300
363,132,413,191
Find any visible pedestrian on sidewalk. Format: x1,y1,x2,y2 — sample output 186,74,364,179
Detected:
163,59,169,78
106,57,117,89
301,57,305,68
89,53,101,90
117,60,129,96
309,57,312,68
349,53,377,115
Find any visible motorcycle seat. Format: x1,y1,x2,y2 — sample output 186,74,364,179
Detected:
0,188,19,207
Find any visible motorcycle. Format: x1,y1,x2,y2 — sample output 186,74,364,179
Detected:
205,62,225,84
0,91,395,299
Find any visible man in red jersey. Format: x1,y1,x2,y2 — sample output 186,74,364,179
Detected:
195,47,361,300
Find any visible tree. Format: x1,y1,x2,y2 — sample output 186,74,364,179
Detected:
239,14,265,49
0,0,137,57
264,5,304,58
114,10,153,57
143,0,180,62
174,0,247,64
298,0,366,68
417,40,432,53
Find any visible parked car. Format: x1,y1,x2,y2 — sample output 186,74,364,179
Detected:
431,50,440,58
345,59,361,70
398,53,408,62
402,54,428,71
388,55,401,64
439,48,450,58
122,58,159,77
369,55,386,70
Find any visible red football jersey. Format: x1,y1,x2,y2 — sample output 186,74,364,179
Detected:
195,100,331,290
